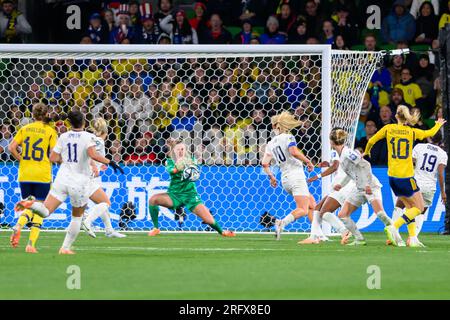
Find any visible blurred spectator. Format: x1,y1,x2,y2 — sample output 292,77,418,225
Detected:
129,63,153,93
128,0,141,27
92,97,120,119
237,0,258,26
103,9,116,32
82,60,103,86
0,124,13,161
233,19,254,44
59,87,75,113
333,34,349,50
382,0,416,44
356,120,388,166
154,0,174,28
414,2,438,45
85,13,109,44
388,54,405,86
369,67,392,108
277,2,296,35
413,54,438,105
333,4,358,47
110,6,136,44
202,13,232,44
259,16,286,44
80,36,93,44
206,0,234,27
304,0,325,37
439,1,450,29
189,2,208,40
123,84,153,139
283,73,306,104
0,0,31,43
363,33,380,51
158,32,172,44
132,14,160,44
169,104,197,132
375,105,396,129
160,10,198,44
320,20,336,45
395,67,423,107
288,18,308,44
124,136,157,165
388,88,412,116
410,107,430,136
40,71,61,102
249,108,270,131
410,0,439,18
110,139,123,163
356,92,379,141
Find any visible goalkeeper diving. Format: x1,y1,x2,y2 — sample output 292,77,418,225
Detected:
148,138,235,237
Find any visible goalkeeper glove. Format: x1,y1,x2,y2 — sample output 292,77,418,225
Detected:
109,161,124,174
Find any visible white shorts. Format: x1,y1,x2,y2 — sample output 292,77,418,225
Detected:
328,183,355,206
346,186,382,208
50,174,91,208
87,177,102,197
282,177,309,197
421,190,435,207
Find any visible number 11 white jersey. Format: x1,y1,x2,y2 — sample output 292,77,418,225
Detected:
413,143,448,190
266,133,305,179
53,130,97,178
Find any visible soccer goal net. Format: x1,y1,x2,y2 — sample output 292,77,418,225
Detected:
0,44,383,233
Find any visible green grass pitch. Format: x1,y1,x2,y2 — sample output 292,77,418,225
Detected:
1,231,450,300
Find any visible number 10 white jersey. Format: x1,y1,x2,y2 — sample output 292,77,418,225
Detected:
413,143,448,191
53,130,97,179
266,133,305,179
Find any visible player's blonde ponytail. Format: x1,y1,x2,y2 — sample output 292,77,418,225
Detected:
92,118,108,137
396,105,420,126
330,128,348,146
271,111,302,134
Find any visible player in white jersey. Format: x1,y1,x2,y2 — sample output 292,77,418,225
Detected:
15,110,124,254
306,129,393,245
392,132,447,241
261,112,315,240
81,118,125,239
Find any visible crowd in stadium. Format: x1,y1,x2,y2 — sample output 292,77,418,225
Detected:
0,0,448,166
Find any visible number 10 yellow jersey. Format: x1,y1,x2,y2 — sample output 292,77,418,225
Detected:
13,121,58,183
365,122,443,179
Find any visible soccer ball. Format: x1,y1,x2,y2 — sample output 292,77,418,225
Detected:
182,165,200,182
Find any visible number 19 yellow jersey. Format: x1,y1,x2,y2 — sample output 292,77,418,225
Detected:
13,121,58,183
364,122,443,178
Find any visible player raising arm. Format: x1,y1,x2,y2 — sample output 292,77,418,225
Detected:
392,131,448,238
364,105,446,247
9,103,57,253
148,138,235,237
15,110,124,254
261,112,315,240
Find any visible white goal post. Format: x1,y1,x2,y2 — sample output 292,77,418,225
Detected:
0,44,384,233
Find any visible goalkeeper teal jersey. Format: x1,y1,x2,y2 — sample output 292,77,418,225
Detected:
165,157,198,195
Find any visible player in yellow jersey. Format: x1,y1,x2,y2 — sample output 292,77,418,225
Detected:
8,103,57,253
364,105,446,247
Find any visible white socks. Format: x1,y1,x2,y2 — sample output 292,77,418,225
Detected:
281,214,296,228
30,202,50,218
322,212,347,234
62,216,82,250
376,211,393,226
311,210,326,239
392,206,404,222
415,212,425,235
85,203,113,234
342,217,364,241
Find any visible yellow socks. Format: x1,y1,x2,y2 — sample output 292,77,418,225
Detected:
393,207,421,231
28,215,43,248
16,209,34,229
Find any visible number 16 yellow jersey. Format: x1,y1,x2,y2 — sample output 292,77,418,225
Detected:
13,121,58,183
364,122,443,179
